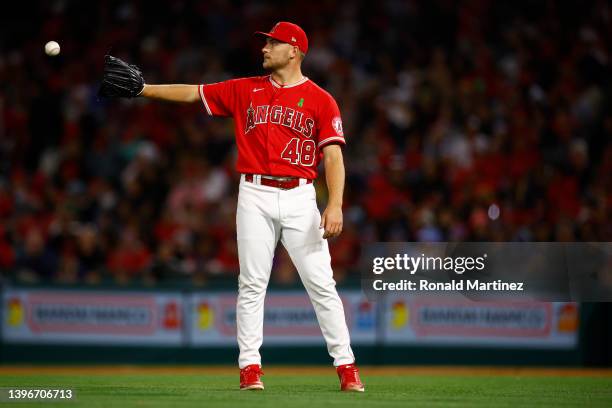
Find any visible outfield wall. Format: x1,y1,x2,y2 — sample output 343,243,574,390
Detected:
0,285,598,365
2,287,579,348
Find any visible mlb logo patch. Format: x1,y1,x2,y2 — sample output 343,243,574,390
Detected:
332,117,343,136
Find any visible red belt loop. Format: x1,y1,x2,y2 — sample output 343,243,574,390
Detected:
244,174,312,190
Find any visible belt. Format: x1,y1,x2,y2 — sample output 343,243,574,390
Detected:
244,174,312,190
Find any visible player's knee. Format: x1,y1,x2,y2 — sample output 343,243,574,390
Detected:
302,276,337,296
238,275,269,294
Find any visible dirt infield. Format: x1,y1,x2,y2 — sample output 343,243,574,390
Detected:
0,365,611,377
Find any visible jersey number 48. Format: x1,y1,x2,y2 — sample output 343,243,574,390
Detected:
281,138,316,166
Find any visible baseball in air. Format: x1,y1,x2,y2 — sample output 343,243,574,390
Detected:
44,41,60,56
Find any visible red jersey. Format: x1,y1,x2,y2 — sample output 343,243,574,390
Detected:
199,75,345,179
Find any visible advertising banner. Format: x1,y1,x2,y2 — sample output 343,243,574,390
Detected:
2,288,578,349
382,294,578,348
2,289,183,345
187,290,377,346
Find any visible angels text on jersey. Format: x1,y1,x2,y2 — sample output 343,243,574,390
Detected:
245,103,315,138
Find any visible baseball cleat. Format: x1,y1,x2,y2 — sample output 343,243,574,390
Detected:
240,364,264,390
336,363,365,392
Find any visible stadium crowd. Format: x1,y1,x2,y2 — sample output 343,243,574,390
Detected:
0,1,610,285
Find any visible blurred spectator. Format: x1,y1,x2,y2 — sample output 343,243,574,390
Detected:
75,224,105,283
106,225,152,284
15,229,57,282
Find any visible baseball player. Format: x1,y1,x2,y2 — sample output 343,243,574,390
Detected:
99,21,364,392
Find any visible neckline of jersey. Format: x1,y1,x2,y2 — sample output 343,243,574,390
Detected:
269,75,309,89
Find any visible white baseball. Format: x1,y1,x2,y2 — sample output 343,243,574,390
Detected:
44,41,60,56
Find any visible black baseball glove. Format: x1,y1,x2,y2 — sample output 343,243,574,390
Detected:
98,55,145,98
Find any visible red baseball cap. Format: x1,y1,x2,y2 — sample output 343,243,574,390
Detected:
255,22,309,54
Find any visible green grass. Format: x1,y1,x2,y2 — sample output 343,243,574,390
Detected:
1,372,611,408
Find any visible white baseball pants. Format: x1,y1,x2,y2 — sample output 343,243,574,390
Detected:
236,175,355,368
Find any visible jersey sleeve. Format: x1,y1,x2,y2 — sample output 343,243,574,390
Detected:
199,79,240,117
316,93,346,149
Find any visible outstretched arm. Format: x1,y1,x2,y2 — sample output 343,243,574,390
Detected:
140,84,199,103
320,144,345,239
98,55,198,103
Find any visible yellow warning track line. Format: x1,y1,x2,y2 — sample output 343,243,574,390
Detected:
0,365,611,377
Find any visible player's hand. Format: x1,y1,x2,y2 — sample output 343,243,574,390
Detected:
321,205,343,239
98,55,145,98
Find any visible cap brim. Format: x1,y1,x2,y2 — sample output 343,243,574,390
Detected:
254,31,273,38
254,31,288,44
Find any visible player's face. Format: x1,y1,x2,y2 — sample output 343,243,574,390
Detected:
262,38,295,70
